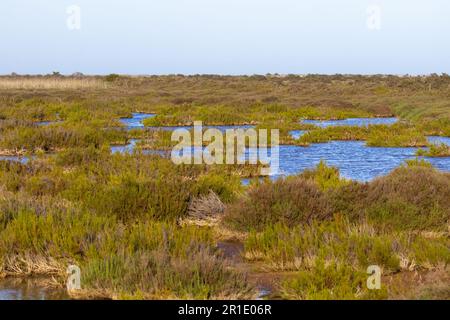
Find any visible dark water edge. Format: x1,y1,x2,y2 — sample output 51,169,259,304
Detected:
0,277,69,300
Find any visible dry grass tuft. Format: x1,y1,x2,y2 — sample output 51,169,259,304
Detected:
182,191,225,226
0,254,64,277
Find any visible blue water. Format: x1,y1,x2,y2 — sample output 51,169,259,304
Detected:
245,142,450,182
119,113,256,132
111,139,139,154
301,117,398,128
111,138,450,182
111,139,169,156
119,113,156,129
289,130,306,139
0,156,29,163
36,121,54,126
14,112,450,182
427,136,450,146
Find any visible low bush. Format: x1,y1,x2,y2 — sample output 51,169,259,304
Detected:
416,143,450,157
224,176,333,231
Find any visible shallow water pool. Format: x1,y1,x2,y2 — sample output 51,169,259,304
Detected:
245,141,450,182
119,112,156,129
0,278,69,300
427,136,450,146
301,117,398,128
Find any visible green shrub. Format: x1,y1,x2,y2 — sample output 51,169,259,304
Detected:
85,173,192,221
105,74,120,82
300,160,349,190
416,143,450,157
224,176,333,231
366,124,427,147
364,166,450,231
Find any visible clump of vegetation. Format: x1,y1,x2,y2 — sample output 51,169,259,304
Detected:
225,162,449,232
366,124,428,147
297,123,429,147
418,118,450,136
361,165,450,231
300,160,349,190
404,158,434,168
192,173,242,203
0,124,127,153
224,176,334,232
80,222,254,299
105,74,121,82
298,126,368,143
417,143,450,157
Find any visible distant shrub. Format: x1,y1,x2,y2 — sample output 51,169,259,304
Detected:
105,74,120,82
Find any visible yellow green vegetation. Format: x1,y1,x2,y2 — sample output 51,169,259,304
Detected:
417,143,450,157
297,123,429,147
225,163,449,232
0,154,256,299
0,74,449,300
143,104,373,127
222,162,449,299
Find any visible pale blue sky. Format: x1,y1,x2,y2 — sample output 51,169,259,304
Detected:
1,0,449,75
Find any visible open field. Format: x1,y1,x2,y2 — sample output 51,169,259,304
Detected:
0,75,448,299
0,76,108,90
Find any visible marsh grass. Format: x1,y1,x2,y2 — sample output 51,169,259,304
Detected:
224,176,334,232
225,162,450,232
0,74,449,300
419,118,450,137
0,77,108,90
417,143,450,157
298,123,429,147
279,261,388,300
0,124,127,153
244,219,449,273
365,124,428,147
0,205,254,299
244,219,448,299
298,125,368,143
143,104,374,127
